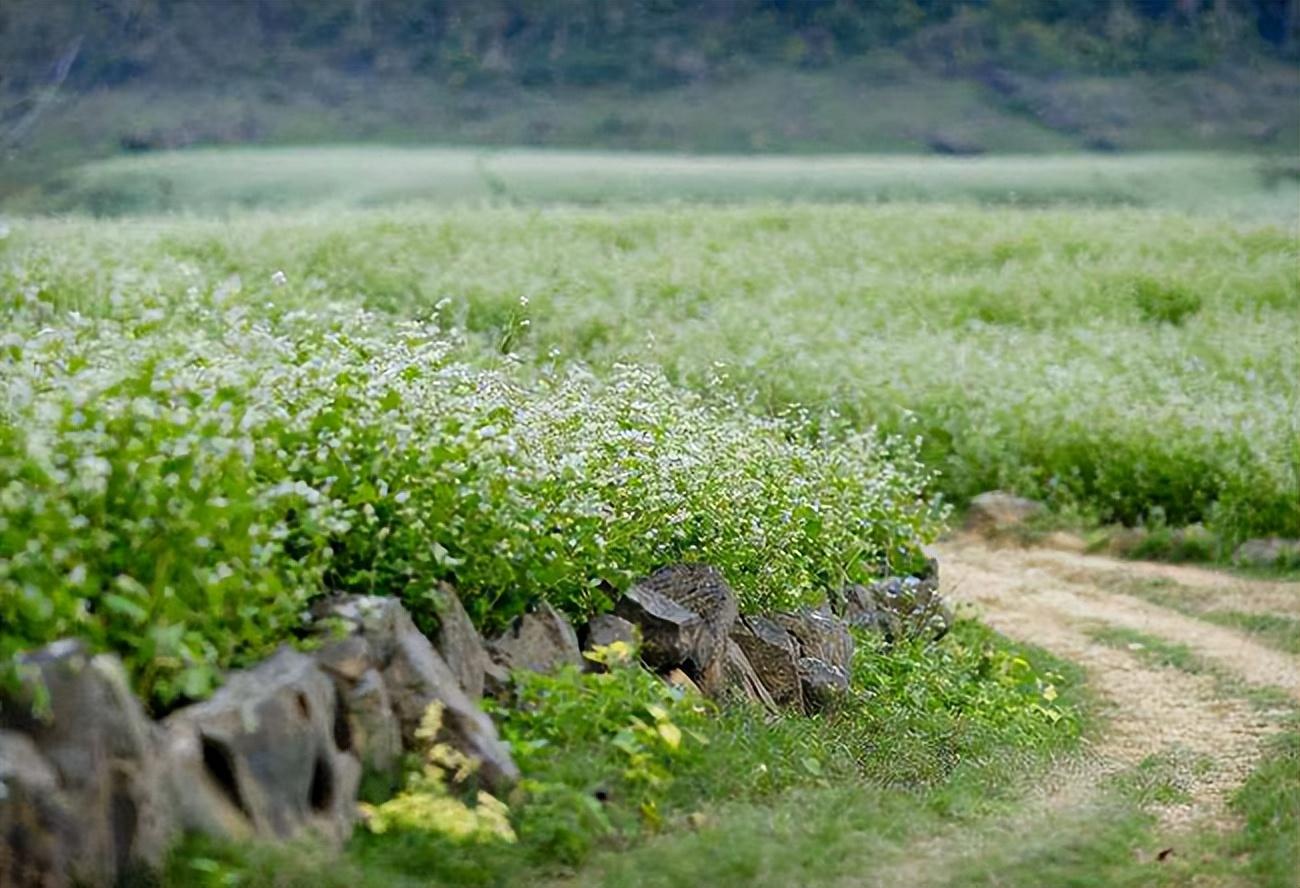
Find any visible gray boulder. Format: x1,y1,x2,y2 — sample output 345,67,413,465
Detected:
614,584,708,676
729,615,803,710
318,595,519,792
719,638,778,712
487,602,584,678
433,582,490,699
583,613,640,651
835,575,952,642
965,491,1045,534
774,605,854,673
618,564,738,695
0,730,76,888
0,640,173,886
314,635,403,780
161,648,359,845
797,657,851,710
581,614,640,672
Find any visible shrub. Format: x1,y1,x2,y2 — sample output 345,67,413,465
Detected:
0,296,941,706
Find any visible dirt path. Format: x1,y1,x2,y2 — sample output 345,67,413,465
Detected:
862,538,1299,887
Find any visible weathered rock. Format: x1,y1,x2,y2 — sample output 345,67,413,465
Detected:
0,730,76,888
729,615,802,709
583,614,640,651
0,641,172,887
833,584,904,640
433,582,489,700
317,595,519,792
719,638,778,712
618,564,738,694
836,576,952,642
162,648,359,845
774,605,854,673
580,614,641,673
614,585,708,675
1234,537,1300,568
965,491,1045,534
315,635,403,781
797,657,851,710
487,602,584,678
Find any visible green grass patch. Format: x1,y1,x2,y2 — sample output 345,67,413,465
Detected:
1202,612,1300,656
1086,625,1209,675
1095,575,1300,656
16,148,1300,220
161,621,1084,887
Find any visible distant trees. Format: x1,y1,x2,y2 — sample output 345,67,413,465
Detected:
0,0,1294,94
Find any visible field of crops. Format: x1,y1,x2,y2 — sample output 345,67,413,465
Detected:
2,147,1298,885
5,151,1298,696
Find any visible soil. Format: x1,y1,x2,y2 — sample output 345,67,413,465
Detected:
861,537,1298,887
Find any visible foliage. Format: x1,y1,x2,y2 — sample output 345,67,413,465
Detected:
6,192,1293,552
486,642,713,857
358,702,516,844
159,622,1082,886
3,0,1294,97
0,281,940,705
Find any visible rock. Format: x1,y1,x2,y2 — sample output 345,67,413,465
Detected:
0,641,172,886
618,564,737,694
833,584,904,640
797,657,850,710
583,614,640,651
664,669,702,696
581,614,641,672
965,491,1045,534
161,648,359,845
834,576,951,642
1234,537,1300,568
729,615,802,709
0,730,76,888
773,605,854,673
317,595,518,792
432,582,490,699
614,585,708,676
315,636,403,781
719,638,778,712
487,602,584,678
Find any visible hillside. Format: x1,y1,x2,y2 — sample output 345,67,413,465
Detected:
2,1,1298,203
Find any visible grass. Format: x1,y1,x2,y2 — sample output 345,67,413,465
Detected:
1094,575,1300,655
14,147,1300,219
1086,625,1210,675
4,193,1296,546
1202,612,1300,655
4,55,1297,205
161,621,1087,888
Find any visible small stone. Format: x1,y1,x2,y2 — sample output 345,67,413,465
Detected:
797,657,850,710
487,602,584,677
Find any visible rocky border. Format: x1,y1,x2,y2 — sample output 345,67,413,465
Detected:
0,562,948,887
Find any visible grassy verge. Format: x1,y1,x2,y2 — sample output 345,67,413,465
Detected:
160,621,1085,887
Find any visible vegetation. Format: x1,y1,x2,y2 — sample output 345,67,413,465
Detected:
4,171,1295,578
162,621,1083,887
0,285,941,705
5,0,1296,95
20,147,1300,217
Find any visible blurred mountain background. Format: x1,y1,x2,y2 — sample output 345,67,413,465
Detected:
2,0,1297,202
